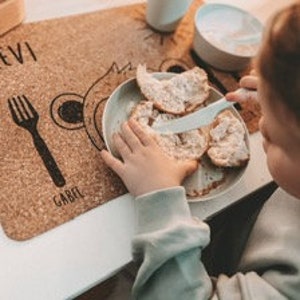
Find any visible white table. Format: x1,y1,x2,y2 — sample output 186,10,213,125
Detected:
0,0,292,299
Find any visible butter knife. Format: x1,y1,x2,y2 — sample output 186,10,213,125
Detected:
152,88,252,134
152,97,233,134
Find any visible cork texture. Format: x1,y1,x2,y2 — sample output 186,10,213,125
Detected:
0,0,261,240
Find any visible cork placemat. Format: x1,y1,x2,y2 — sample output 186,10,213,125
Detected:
0,0,261,240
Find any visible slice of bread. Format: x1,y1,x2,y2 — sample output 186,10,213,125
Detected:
136,64,210,115
157,129,209,161
130,101,209,161
207,110,250,167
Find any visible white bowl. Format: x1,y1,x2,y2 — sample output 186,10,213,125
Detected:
193,3,263,71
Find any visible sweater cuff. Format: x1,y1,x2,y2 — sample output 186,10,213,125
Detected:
135,186,192,234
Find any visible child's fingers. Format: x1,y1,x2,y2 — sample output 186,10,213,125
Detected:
239,75,258,90
225,91,239,102
226,89,257,103
100,150,125,176
184,159,199,176
113,132,131,158
128,119,155,146
120,121,142,151
226,74,258,102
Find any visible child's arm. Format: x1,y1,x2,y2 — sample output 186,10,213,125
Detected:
101,120,213,298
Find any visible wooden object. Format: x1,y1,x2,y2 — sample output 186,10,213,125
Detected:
0,0,25,36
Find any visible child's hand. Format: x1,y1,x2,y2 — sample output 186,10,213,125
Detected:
101,120,198,197
226,71,259,103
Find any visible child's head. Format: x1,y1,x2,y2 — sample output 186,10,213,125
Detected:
256,3,300,198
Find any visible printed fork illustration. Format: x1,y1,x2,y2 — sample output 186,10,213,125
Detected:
8,95,66,187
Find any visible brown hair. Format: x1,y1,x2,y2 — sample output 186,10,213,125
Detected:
257,3,300,120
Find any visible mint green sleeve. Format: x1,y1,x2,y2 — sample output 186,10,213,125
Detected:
132,187,212,300
131,187,300,300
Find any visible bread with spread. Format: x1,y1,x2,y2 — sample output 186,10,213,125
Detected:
207,110,250,167
130,101,210,161
136,64,210,115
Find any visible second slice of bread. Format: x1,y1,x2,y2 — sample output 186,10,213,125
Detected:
207,110,250,167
